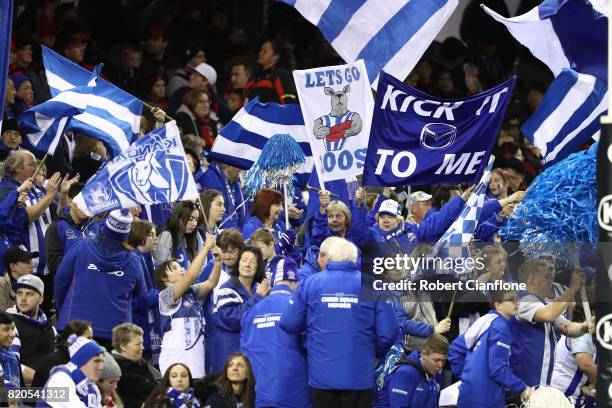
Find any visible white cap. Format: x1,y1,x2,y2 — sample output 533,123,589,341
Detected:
377,199,401,216
190,63,217,85
409,191,432,203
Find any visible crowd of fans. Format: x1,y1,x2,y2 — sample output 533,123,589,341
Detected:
0,0,598,407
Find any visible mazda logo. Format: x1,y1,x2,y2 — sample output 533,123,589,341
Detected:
420,123,457,150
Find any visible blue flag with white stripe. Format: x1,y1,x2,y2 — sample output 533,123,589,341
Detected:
279,0,459,87
432,157,494,263
483,0,607,85
521,69,607,166
42,46,143,158
208,97,313,187
0,0,13,127
73,121,199,216
18,65,102,156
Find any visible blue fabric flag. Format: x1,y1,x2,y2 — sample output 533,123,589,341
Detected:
42,46,143,158
0,0,13,127
279,0,459,87
18,65,102,156
73,121,199,216
363,71,514,186
521,68,607,166
208,97,313,187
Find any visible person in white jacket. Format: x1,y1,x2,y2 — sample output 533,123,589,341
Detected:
41,334,105,408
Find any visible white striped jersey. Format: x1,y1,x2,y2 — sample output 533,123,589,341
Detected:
321,112,354,152
551,334,596,404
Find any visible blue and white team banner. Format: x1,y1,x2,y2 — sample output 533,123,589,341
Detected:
73,121,199,216
293,60,373,183
0,0,13,128
363,71,515,186
208,97,312,187
522,68,607,166
279,0,458,88
42,46,143,158
483,0,607,84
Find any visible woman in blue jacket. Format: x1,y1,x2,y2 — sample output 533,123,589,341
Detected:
242,188,297,260
154,201,203,269
211,247,270,374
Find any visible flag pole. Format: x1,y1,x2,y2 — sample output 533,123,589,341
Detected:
143,101,174,122
32,153,48,180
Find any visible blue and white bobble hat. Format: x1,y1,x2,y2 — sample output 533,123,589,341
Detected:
103,209,134,241
68,334,105,368
269,256,299,286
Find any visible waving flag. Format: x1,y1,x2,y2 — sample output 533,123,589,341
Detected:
208,97,313,187
73,121,199,216
42,46,142,158
0,0,13,127
18,65,102,156
482,0,607,85
279,0,458,87
522,69,607,166
433,157,494,261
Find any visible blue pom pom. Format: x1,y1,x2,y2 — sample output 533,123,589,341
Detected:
244,134,306,196
500,143,597,259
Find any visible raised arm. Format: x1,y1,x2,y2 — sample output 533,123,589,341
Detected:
172,236,216,301
197,246,222,299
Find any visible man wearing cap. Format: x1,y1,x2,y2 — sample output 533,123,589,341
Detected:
7,274,56,386
166,45,207,98
241,256,309,408
55,209,146,351
497,158,526,193
409,191,434,223
0,118,22,160
41,335,105,407
0,245,37,312
10,31,49,104
168,61,218,116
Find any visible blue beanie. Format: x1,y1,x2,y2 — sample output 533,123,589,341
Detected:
68,335,105,368
269,256,299,286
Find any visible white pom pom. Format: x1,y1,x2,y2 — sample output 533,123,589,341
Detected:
67,334,78,346
522,387,574,408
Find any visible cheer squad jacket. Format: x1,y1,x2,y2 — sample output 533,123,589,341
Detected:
211,277,263,373
449,310,526,408
374,350,441,408
279,261,398,390
54,237,146,339
240,284,310,408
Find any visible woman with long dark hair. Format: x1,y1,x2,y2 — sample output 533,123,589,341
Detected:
200,189,226,238
144,363,200,407
210,247,270,373
154,201,203,269
248,38,298,104
195,353,255,408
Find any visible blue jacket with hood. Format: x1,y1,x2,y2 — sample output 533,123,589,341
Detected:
449,310,526,408
298,246,320,282
241,284,310,408
280,261,398,390
374,350,441,408
310,201,369,249
54,237,146,340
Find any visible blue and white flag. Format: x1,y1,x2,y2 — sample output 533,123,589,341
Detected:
42,46,142,158
293,60,373,183
482,0,607,84
363,71,514,186
208,97,313,187
0,0,13,128
279,0,458,87
522,69,607,166
18,65,102,156
433,157,495,261
73,121,199,216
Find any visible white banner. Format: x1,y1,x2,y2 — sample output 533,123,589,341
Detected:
293,60,373,184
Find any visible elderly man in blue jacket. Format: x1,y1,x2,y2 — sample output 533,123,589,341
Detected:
241,256,310,408
280,237,398,408
375,333,449,408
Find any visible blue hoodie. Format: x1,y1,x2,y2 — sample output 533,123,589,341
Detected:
55,237,146,339
374,350,441,408
310,202,369,249
298,246,319,282
211,277,263,373
0,190,27,275
241,284,310,408
280,261,398,390
449,311,526,408
242,216,299,262
132,249,162,361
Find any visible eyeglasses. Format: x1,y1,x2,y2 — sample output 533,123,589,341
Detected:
501,296,519,303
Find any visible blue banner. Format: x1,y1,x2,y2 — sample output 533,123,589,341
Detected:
0,0,13,127
363,71,515,186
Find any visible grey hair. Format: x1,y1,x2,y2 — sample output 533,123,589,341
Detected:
319,236,345,256
326,238,358,263
4,150,30,176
